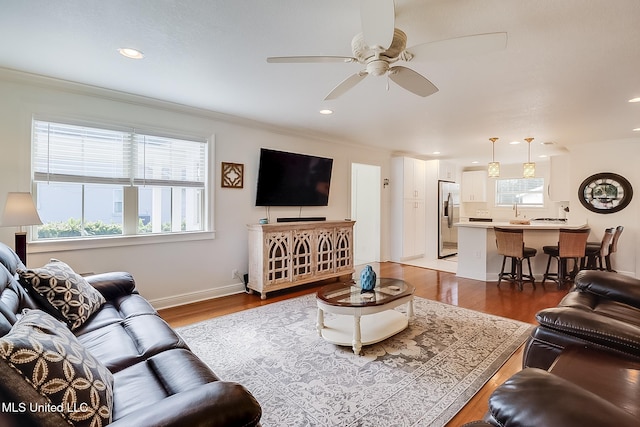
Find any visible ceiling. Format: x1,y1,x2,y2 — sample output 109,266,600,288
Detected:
2,0,640,167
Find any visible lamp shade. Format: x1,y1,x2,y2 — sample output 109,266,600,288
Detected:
488,162,500,178
1,192,43,227
523,162,536,178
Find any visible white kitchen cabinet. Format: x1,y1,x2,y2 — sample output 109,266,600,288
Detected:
391,157,427,261
401,157,426,199
461,170,487,202
437,161,457,181
402,199,426,258
548,155,570,201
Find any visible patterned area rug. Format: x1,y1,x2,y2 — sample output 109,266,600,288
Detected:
176,294,533,427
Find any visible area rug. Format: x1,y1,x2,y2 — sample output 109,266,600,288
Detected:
176,295,533,427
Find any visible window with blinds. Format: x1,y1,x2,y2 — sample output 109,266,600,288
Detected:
495,177,545,207
32,120,208,239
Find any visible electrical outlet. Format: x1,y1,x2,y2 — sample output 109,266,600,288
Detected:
231,269,238,280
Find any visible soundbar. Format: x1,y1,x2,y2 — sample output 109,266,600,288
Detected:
277,217,326,223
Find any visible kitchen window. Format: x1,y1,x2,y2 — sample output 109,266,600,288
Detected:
32,119,209,240
495,178,545,207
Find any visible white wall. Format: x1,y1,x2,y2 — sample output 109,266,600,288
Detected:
0,70,393,308
568,139,640,277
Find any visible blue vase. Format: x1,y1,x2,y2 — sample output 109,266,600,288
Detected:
360,265,377,292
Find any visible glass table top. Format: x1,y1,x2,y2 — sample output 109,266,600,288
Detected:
317,278,415,307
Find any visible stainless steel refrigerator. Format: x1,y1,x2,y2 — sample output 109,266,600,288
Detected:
438,180,460,258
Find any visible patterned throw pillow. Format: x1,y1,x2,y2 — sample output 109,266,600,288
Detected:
17,260,106,330
0,309,114,426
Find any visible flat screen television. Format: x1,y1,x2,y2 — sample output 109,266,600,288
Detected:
255,148,333,206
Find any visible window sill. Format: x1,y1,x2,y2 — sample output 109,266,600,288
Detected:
28,230,216,254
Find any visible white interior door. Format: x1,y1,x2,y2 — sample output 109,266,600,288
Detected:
351,163,381,265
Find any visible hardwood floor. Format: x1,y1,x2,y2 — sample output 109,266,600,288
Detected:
158,262,569,426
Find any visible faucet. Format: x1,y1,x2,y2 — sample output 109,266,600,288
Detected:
513,202,521,218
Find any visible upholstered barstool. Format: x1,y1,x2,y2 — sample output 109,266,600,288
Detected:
586,225,623,272
494,227,537,291
542,228,590,288
607,226,624,271
584,228,614,270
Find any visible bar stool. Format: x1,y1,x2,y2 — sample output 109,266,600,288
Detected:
606,226,624,272
542,228,590,288
494,227,537,291
584,228,614,270
586,226,624,272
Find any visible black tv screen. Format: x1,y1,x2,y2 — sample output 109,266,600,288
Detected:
256,148,333,206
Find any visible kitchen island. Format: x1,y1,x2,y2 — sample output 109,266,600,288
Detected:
456,220,589,281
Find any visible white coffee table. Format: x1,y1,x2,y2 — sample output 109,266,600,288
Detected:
316,278,415,355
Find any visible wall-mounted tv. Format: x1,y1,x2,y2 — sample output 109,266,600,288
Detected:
255,148,333,206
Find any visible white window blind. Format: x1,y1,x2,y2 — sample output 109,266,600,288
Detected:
134,134,206,187
33,121,133,185
495,178,545,207
33,120,207,188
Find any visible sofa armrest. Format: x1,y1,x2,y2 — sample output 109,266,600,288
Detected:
85,272,137,300
536,306,640,355
487,368,637,427
574,270,640,309
108,381,261,427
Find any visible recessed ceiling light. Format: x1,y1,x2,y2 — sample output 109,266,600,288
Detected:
471,161,479,164
319,109,333,115
538,154,548,158
432,151,441,155
118,48,144,59
628,97,640,103
634,128,640,131
509,140,520,145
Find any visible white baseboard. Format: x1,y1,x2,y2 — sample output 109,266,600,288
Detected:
148,281,246,310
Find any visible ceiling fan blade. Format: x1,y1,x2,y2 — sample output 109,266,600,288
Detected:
360,0,395,49
388,66,438,97
267,56,356,64
324,72,368,100
408,32,508,61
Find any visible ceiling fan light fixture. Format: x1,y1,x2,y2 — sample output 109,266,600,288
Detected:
523,137,535,178
488,137,500,178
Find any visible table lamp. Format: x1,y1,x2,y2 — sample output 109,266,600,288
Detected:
1,192,42,265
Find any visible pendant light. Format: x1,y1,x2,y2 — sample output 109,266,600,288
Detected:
523,137,535,178
488,137,500,177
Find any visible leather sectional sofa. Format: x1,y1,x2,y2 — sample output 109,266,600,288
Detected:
524,269,640,370
0,243,261,427
466,269,640,426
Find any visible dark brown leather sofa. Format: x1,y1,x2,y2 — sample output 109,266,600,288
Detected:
524,269,640,370
465,367,638,427
465,270,640,426
0,243,261,427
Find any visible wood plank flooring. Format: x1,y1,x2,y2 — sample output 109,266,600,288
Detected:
158,262,569,426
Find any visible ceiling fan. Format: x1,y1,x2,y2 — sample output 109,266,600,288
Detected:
267,0,507,100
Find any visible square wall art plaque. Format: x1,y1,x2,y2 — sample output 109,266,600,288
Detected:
221,162,244,188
